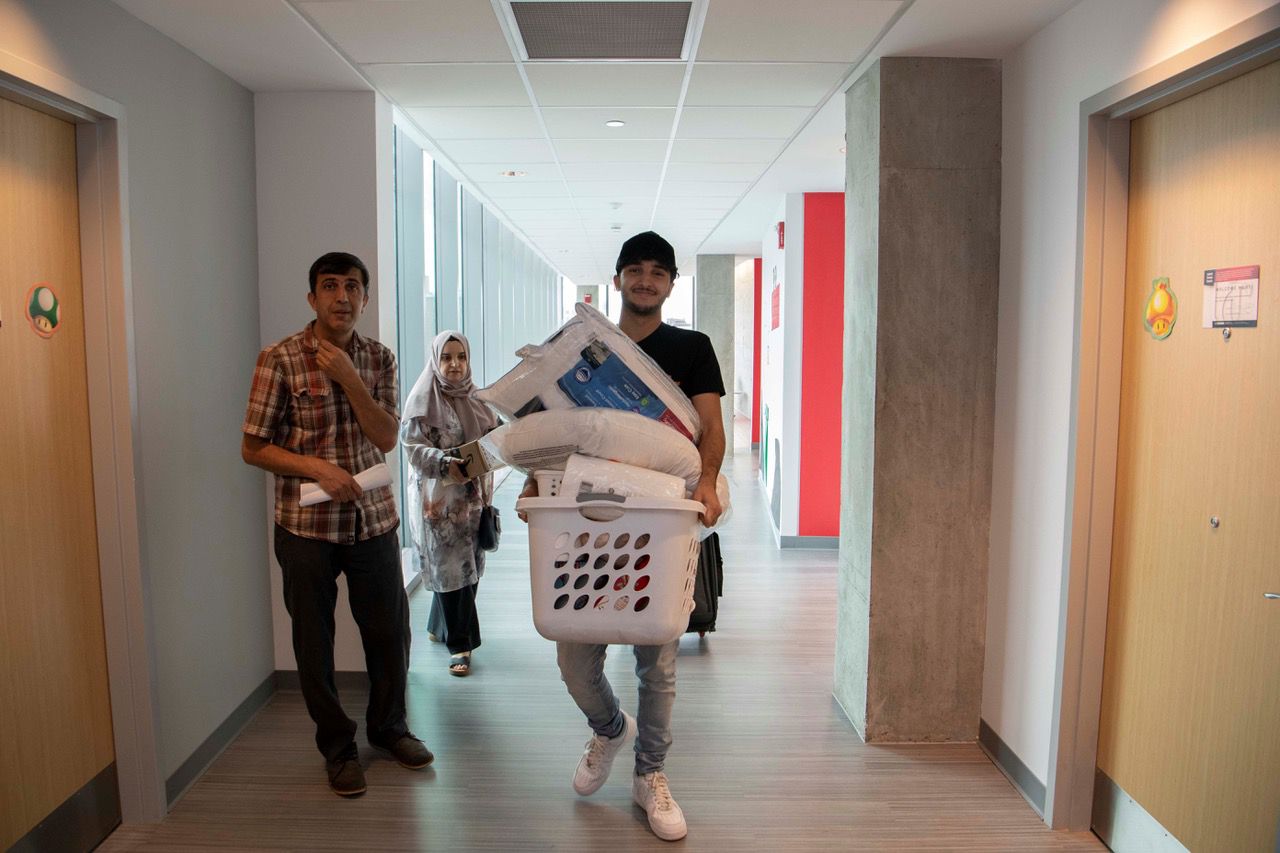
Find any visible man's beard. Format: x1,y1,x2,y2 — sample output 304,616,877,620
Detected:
621,295,661,317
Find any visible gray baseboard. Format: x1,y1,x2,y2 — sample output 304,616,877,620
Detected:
165,672,276,806
9,763,119,853
978,718,1046,816
1092,768,1191,852
274,669,371,691
779,535,840,550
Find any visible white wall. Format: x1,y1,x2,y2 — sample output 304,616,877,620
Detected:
758,195,806,539
0,0,272,780
987,0,1278,786
732,256,755,421
255,90,399,672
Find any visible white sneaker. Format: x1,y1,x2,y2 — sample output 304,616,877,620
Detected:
572,711,637,796
632,771,687,841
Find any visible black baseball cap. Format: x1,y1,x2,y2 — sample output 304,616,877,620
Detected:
615,231,677,277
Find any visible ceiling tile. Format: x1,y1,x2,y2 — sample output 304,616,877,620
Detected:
685,63,847,107
297,1,513,63
555,140,669,162
663,162,765,181
436,138,556,164
491,197,581,211
473,181,570,199
567,181,660,198
660,181,748,198
653,204,734,217
541,108,675,139
696,0,902,62
677,107,809,139
112,0,367,91
560,162,663,181
525,63,686,106
405,107,542,139
573,197,655,212
363,63,528,106
669,139,786,163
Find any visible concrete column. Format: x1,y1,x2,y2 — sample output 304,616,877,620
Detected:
834,58,1001,741
694,254,735,457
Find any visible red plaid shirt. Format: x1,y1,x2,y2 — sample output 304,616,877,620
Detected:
243,322,399,543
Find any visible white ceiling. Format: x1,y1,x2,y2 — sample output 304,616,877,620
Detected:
112,0,1079,287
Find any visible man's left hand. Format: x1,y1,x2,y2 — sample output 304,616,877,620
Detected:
316,340,361,390
691,477,722,528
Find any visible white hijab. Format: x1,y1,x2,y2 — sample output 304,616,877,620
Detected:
402,330,496,444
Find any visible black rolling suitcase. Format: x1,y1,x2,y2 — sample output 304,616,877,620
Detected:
686,532,723,635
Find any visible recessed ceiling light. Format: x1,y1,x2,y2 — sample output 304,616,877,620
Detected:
839,146,847,154
604,120,626,128
499,169,528,177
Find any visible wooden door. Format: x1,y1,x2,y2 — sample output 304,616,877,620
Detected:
1098,60,1280,852
0,96,116,847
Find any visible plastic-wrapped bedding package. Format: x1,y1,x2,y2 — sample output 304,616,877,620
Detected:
559,454,686,501
476,302,702,442
485,409,700,484
484,409,733,537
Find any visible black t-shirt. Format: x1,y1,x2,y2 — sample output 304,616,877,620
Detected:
635,323,725,401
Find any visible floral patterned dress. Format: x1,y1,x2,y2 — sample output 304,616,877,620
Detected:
401,401,490,594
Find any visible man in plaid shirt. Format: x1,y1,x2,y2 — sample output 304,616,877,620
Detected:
242,251,431,797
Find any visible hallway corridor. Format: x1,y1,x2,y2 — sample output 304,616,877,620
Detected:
100,453,1103,851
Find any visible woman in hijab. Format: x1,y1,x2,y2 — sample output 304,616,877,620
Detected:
401,330,499,677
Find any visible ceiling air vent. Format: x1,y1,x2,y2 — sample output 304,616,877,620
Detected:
511,1,691,60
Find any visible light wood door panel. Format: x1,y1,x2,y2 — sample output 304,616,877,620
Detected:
0,96,115,847
1098,60,1280,852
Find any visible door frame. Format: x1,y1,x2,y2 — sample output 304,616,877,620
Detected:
0,55,166,822
1047,5,1280,831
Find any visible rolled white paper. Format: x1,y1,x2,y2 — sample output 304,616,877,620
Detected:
299,462,392,507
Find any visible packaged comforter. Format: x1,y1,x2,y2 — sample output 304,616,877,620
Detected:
477,302,702,442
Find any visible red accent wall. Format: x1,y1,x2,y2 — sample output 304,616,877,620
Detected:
752,257,762,444
798,192,844,537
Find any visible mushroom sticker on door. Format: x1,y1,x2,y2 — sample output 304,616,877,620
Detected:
1144,277,1177,340
25,283,61,338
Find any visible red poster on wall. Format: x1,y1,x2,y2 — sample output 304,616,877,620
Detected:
770,284,780,330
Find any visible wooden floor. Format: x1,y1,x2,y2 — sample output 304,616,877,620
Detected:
100,449,1104,851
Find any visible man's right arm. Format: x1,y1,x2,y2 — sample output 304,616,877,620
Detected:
241,346,361,502
241,435,362,502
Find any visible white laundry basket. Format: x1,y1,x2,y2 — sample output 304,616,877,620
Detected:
516,493,704,645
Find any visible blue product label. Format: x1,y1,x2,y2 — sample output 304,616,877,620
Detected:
557,339,667,419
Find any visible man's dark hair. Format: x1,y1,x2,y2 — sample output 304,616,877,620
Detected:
309,252,370,293
615,231,678,279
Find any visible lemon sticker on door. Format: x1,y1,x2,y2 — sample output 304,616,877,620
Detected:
25,283,61,338
1144,277,1177,340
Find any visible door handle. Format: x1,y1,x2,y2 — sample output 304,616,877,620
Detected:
1265,593,1280,600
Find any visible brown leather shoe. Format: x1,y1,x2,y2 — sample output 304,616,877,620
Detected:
373,733,434,770
326,756,367,797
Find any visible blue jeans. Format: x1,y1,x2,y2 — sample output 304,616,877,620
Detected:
556,639,679,776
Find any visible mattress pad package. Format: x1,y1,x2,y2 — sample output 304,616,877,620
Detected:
476,302,702,442
559,454,687,501
484,409,701,485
